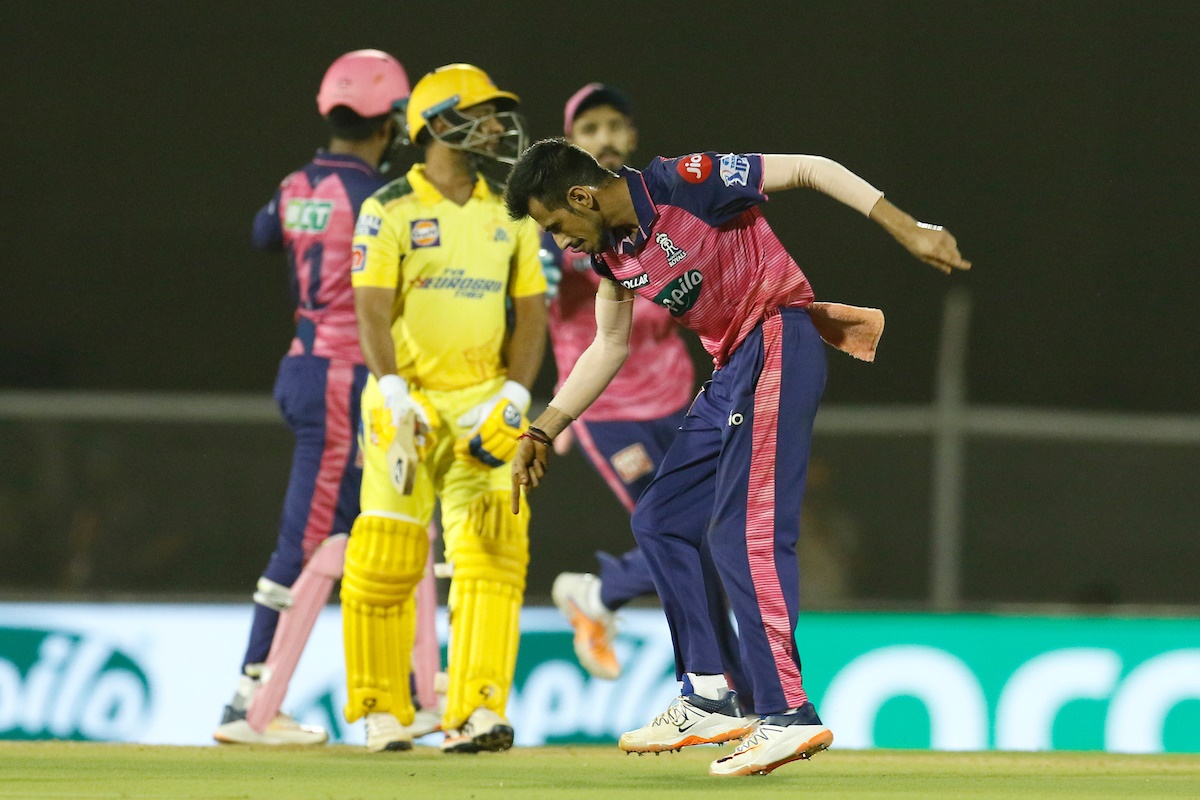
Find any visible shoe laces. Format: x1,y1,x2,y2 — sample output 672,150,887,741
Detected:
650,697,690,728
733,722,782,754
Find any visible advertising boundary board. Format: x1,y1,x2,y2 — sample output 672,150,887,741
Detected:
0,604,1197,751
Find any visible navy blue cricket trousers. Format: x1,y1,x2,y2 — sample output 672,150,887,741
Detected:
631,307,826,715
241,354,369,670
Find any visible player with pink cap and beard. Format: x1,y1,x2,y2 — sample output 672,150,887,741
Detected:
543,85,747,702
213,49,410,746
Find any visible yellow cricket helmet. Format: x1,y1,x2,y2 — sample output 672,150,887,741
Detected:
406,63,527,165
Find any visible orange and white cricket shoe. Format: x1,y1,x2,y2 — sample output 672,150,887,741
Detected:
552,572,621,680
619,691,754,753
708,713,833,776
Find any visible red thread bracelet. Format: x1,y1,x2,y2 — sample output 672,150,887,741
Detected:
520,427,553,446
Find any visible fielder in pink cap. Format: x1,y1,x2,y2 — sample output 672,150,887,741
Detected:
213,49,410,747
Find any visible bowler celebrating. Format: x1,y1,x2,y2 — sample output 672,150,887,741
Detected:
504,139,969,776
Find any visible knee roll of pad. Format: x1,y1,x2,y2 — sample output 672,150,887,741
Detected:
342,515,427,724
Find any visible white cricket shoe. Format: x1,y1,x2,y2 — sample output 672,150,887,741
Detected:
552,572,621,679
365,711,413,753
709,715,833,776
619,691,754,753
442,708,514,754
406,707,443,739
213,705,328,746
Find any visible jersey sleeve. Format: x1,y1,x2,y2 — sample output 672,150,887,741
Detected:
350,196,403,289
251,188,284,252
650,152,767,226
508,219,549,298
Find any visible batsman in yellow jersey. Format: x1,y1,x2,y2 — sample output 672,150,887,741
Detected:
344,63,547,754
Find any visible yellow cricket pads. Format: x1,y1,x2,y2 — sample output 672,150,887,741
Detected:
341,515,428,724
442,491,529,729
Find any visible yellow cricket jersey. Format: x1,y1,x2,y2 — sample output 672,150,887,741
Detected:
351,165,546,391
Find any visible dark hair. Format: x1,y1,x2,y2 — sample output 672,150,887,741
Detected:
325,105,391,142
504,137,615,220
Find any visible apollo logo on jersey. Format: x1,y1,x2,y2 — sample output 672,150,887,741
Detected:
410,219,441,248
653,269,703,317
284,199,334,233
351,244,367,272
676,154,712,184
719,154,751,187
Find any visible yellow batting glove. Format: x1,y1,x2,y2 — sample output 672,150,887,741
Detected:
454,381,530,469
408,389,441,458
370,380,441,454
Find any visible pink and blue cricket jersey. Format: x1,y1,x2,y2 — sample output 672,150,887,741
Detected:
544,236,695,422
606,153,835,718
254,151,387,363
241,152,383,672
592,153,814,367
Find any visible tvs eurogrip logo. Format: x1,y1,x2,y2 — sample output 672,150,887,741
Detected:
676,154,712,184
0,627,152,741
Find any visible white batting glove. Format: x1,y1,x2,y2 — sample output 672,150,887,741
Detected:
457,380,531,429
378,374,432,431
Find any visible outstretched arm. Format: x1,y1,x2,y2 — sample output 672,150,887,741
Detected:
511,278,634,512
868,197,971,274
762,154,971,274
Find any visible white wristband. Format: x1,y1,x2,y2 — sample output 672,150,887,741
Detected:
500,380,531,413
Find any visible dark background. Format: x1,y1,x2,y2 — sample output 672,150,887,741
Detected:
3,1,1198,605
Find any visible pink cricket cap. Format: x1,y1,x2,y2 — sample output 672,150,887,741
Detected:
317,49,411,118
562,82,633,135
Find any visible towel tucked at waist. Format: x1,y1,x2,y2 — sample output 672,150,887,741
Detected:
807,301,885,362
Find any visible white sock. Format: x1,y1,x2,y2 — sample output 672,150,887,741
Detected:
687,672,729,701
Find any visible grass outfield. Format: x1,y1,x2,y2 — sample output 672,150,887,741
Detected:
0,743,1197,800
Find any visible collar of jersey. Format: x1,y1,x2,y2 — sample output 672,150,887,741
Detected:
312,150,379,176
407,164,492,207
608,166,658,255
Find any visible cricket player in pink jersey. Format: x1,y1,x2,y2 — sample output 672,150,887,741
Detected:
213,50,410,746
506,139,969,776
544,85,745,696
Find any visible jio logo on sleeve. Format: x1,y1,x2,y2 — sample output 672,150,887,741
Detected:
676,154,712,184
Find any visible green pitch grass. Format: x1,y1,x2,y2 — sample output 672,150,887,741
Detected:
0,743,1197,800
